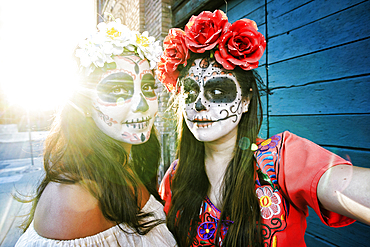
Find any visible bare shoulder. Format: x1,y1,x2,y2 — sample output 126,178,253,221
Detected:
34,182,115,240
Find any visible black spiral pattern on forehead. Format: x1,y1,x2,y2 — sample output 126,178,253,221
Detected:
190,57,211,78
199,57,210,69
189,57,227,87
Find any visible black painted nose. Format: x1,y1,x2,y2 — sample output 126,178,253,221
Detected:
133,94,149,112
195,98,206,111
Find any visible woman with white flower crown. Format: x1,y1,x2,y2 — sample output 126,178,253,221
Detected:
15,19,176,247
157,10,370,247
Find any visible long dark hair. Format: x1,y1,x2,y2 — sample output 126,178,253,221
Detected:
167,52,264,246
20,79,163,234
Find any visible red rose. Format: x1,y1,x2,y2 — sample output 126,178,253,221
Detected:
162,28,189,73
157,28,189,92
215,19,266,70
185,10,229,53
157,56,180,92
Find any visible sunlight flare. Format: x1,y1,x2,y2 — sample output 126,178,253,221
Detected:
0,0,96,111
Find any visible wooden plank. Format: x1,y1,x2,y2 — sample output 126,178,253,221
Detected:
223,0,265,24
269,1,370,63
268,0,365,37
255,65,268,139
172,0,185,10
172,0,225,27
269,76,370,115
219,0,245,13
246,65,268,139
323,147,370,169
254,65,268,117
268,115,370,149
268,39,370,88
260,94,267,115
255,65,268,93
267,0,313,19
305,233,335,247
260,115,268,139
305,207,370,247
255,66,267,83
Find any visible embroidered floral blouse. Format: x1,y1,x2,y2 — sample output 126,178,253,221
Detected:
159,131,355,247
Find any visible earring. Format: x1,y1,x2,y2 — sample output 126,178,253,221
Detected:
242,100,249,113
85,112,91,117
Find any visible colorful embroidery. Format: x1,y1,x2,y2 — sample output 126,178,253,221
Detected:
256,186,281,219
194,198,231,246
255,134,287,247
255,151,278,191
255,134,282,191
258,134,281,153
198,222,216,240
272,235,277,247
261,217,285,246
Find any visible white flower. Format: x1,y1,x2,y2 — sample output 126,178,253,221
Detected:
75,19,162,75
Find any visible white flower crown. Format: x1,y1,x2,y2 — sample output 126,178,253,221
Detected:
75,19,163,76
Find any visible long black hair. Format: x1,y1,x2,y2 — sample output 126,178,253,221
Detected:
19,74,163,235
166,52,264,246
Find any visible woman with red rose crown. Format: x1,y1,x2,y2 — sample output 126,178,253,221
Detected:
157,9,370,247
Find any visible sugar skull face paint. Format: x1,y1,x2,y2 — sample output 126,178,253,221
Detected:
182,58,249,142
91,55,158,144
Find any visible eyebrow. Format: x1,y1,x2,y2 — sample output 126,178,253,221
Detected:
204,77,236,90
183,77,198,86
184,75,200,85
140,71,155,80
138,59,148,65
99,72,134,85
100,69,136,81
205,75,236,82
204,73,236,81
103,80,134,85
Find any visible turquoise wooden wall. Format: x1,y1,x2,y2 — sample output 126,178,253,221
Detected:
217,0,370,246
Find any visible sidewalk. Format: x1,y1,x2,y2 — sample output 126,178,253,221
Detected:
0,126,46,246
0,131,49,143
0,157,44,247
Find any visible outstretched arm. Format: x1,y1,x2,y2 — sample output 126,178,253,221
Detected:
317,165,370,225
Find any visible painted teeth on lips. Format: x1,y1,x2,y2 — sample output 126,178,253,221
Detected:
192,116,214,128
123,116,151,129
197,122,213,128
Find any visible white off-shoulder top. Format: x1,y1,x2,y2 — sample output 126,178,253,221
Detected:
15,194,177,247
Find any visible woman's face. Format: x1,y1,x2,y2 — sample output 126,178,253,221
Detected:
90,55,158,144
182,58,249,142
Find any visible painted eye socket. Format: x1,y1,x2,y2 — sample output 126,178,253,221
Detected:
183,78,199,104
186,89,198,103
205,88,225,101
142,82,157,98
97,72,134,102
141,74,157,98
111,86,129,95
142,83,156,91
97,84,133,102
204,77,237,103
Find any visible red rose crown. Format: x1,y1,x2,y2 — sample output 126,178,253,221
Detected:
157,10,266,92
